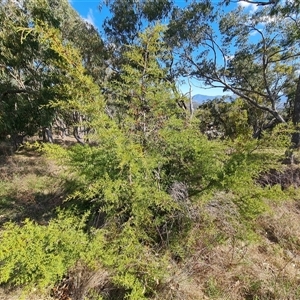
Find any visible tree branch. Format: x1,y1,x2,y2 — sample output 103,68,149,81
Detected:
237,0,277,6
0,89,32,101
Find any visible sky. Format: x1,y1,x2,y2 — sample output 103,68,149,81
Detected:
69,0,256,97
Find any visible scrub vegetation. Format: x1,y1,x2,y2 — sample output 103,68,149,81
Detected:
0,0,300,299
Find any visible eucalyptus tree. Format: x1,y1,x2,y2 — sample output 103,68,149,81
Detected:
0,0,56,145
171,2,300,138
235,0,300,139
100,0,174,45
235,0,300,15
0,0,106,146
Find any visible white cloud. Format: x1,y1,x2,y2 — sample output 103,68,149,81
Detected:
83,9,96,28
238,1,258,13
238,1,252,8
249,30,258,36
225,55,234,61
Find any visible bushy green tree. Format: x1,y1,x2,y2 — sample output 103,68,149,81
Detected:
39,24,225,298
107,25,183,147
197,97,252,139
0,0,106,145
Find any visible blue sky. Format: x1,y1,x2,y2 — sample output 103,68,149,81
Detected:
69,0,256,96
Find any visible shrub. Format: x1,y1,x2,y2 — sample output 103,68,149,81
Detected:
0,213,88,290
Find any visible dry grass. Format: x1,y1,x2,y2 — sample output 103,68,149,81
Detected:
157,195,300,300
0,145,65,225
50,263,111,300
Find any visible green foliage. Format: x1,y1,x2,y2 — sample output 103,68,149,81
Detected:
205,277,223,298
158,117,225,190
38,22,290,298
177,2,299,129
0,213,88,290
108,24,182,147
0,1,55,138
0,0,106,141
60,141,175,298
101,0,173,45
197,97,253,139
88,225,168,300
38,24,216,298
0,1,293,300
217,132,288,219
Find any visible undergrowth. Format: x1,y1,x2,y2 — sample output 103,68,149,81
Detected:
1,140,300,300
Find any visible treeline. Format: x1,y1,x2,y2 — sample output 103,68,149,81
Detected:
0,0,299,145
0,0,299,299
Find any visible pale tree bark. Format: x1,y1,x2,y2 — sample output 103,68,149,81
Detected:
73,112,85,145
42,127,53,143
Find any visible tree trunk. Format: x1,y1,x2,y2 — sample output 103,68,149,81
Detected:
73,126,85,145
291,75,300,147
11,134,24,151
42,127,53,143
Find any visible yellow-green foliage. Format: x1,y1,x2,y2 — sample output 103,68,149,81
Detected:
0,213,88,290
84,225,168,300
197,97,252,139
0,17,294,300
158,118,225,186
219,134,287,219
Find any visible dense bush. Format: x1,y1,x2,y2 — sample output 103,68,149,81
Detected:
0,213,88,290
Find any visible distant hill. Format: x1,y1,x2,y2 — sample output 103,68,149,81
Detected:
191,94,236,109
192,94,223,104
192,93,286,108
191,94,224,110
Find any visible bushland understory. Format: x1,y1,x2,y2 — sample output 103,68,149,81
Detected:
0,141,300,300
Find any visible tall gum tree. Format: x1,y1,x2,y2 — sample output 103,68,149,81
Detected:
100,0,174,45
235,0,300,144
0,0,106,145
171,3,300,137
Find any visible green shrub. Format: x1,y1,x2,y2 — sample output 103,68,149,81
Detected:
0,213,88,290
